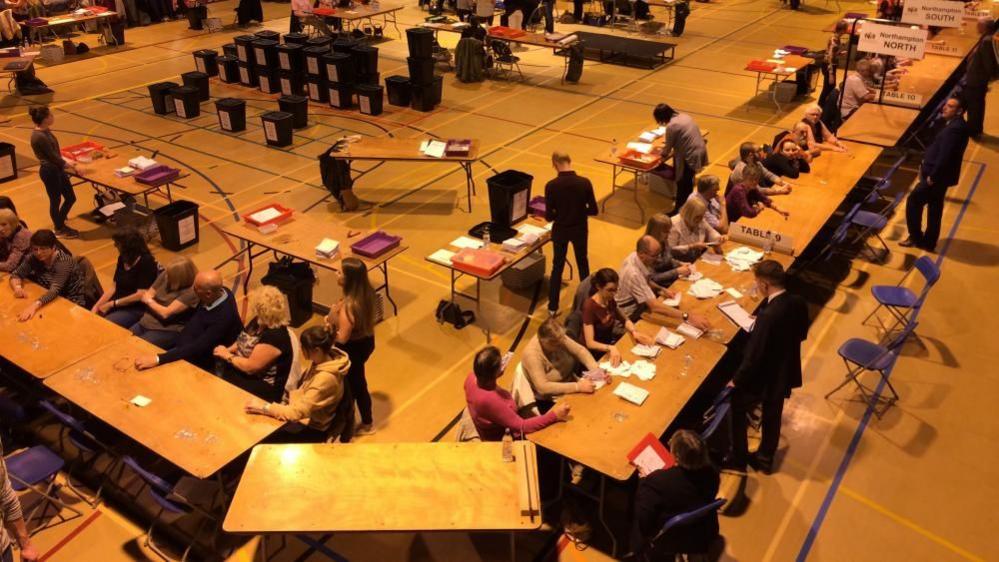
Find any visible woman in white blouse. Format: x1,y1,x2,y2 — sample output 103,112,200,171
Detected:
668,196,726,262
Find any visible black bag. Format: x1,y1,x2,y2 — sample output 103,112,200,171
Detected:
261,257,316,327
319,144,354,207
435,299,475,329
565,43,583,83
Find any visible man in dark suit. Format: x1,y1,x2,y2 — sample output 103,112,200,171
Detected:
961,17,997,139
545,151,598,316
901,97,971,252
729,260,809,474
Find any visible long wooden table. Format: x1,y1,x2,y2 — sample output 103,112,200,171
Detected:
224,442,541,533
44,337,282,478
25,11,120,47
218,209,407,314
330,137,481,212
838,104,921,148
68,146,189,210
0,282,132,379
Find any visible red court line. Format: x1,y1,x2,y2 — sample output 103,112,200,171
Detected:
40,510,102,562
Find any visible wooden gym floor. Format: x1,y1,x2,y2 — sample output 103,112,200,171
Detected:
1,0,998,559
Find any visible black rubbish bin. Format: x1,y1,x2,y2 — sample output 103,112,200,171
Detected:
283,32,309,45
277,43,304,73
307,76,330,103
218,55,239,83
261,111,294,147
262,265,315,327
332,37,359,55
356,72,379,86
234,35,257,65
252,39,279,69
355,84,383,116
410,76,442,112
222,43,238,59
238,61,259,87
279,94,309,129
486,170,534,226
407,56,434,85
170,86,201,119
328,82,353,109
154,200,200,251
279,71,305,96
306,36,333,51
351,44,378,76
193,49,218,77
322,52,354,84
216,98,247,132
258,66,281,94
148,81,179,115
0,142,17,183
304,46,329,78
181,71,210,102
429,74,443,105
255,29,281,42
406,27,434,58
186,5,207,30
384,75,411,107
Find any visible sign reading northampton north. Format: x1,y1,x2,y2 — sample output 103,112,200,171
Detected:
902,0,964,28
858,21,928,59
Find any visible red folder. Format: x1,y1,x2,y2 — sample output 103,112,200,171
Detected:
627,433,675,475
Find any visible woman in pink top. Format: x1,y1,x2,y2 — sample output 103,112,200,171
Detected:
464,346,570,441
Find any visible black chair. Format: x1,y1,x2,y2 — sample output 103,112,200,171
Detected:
490,40,523,80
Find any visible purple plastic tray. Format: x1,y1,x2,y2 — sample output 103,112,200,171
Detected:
351,231,402,258
528,196,546,217
844,12,868,19
781,45,808,55
134,165,181,186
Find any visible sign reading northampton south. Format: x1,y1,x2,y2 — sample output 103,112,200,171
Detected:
902,0,964,28
858,21,928,59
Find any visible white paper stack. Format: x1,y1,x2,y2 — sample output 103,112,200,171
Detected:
688,278,724,299
502,237,528,252
114,166,137,178
631,360,657,381
428,249,456,266
718,300,756,332
726,246,764,271
614,382,650,406
655,327,685,349
639,130,661,142
701,252,723,265
249,207,284,224
315,238,340,259
419,140,447,158
516,223,548,238
663,293,682,307
677,322,704,339
450,236,484,249
128,156,157,170
631,344,661,359
683,271,704,282
99,201,126,217
600,360,632,377
626,142,654,155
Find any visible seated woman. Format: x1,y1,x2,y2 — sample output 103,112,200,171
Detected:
667,197,725,262
215,286,298,403
729,142,792,194
522,318,601,406
0,208,30,273
245,326,350,443
465,346,569,441
630,430,720,560
91,229,159,328
644,213,692,292
763,139,811,180
801,105,847,153
9,229,86,321
581,268,654,366
130,257,199,349
726,166,790,223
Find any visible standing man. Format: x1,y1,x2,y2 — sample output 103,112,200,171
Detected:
901,97,971,252
652,103,708,216
1,440,40,562
545,152,598,316
729,260,809,474
961,17,998,139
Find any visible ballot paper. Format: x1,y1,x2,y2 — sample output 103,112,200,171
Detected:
630,360,657,381
420,140,447,158
128,156,157,170
683,271,704,282
676,322,704,339
601,360,632,377
315,238,340,259
655,327,685,349
639,131,659,143
626,142,654,155
718,300,756,332
99,201,126,217
428,249,456,266
701,252,723,266
653,126,666,136
614,382,650,406
627,434,675,475
130,395,152,407
583,368,607,390
662,292,682,307
249,207,284,224
688,278,724,299
516,223,548,238
631,344,661,359
502,237,528,252
114,166,137,178
451,236,484,249
726,246,765,271
725,287,743,299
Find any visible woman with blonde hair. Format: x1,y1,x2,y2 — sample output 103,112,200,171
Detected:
644,213,691,291
0,208,30,273
215,285,298,403
130,256,199,349
326,257,378,436
668,197,725,262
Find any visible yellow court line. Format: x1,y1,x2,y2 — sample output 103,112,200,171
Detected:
839,487,986,562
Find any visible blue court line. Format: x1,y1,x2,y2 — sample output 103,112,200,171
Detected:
795,160,988,561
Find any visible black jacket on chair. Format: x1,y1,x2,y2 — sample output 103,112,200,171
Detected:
920,116,971,188
631,466,721,556
732,291,809,400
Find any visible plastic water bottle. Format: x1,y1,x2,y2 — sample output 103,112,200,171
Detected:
482,224,491,246
763,237,774,255
610,138,618,156
681,353,693,377
502,429,514,462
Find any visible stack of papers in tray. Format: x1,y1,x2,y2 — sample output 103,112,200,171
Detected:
718,300,756,332
614,382,650,406
428,249,456,266
726,246,765,271
315,238,340,259
688,278,724,299
249,207,284,224
450,236,484,249
128,156,157,170
502,237,528,252
639,130,662,142
419,139,447,158
516,223,550,238
626,142,654,155
655,327,685,349
631,344,661,359
114,166,137,178
676,322,704,339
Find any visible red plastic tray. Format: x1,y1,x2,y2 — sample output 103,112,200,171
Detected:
617,149,660,171
60,141,106,161
488,26,525,38
242,203,295,227
451,248,505,277
746,60,777,72
313,7,336,15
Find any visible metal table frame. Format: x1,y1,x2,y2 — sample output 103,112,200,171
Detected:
342,157,477,213
601,162,649,223
70,173,184,210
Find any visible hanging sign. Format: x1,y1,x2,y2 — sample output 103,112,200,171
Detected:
902,0,963,28
858,21,928,59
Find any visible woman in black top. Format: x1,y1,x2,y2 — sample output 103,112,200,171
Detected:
92,229,160,328
28,107,78,239
763,139,811,180
215,286,295,403
630,430,721,559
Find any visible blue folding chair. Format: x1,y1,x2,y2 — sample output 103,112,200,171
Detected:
825,320,918,416
643,498,726,561
701,386,733,441
38,400,120,507
863,256,940,337
122,456,221,562
4,446,84,535
849,192,905,263
809,203,862,265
